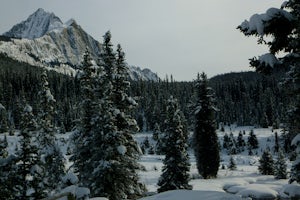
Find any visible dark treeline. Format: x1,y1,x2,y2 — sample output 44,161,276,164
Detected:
0,53,290,132
134,71,290,131
210,71,290,128
0,53,80,132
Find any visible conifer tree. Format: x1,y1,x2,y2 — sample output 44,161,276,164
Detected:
14,104,45,199
223,133,230,150
158,96,192,192
88,36,145,199
153,123,165,155
228,132,237,155
193,72,220,179
228,156,237,170
143,137,150,149
72,47,114,197
152,122,160,141
158,127,168,154
0,135,7,158
0,103,8,133
237,131,246,152
247,130,259,151
258,150,274,175
0,135,15,199
274,150,287,179
274,131,280,153
100,31,116,81
290,134,300,183
37,70,65,194
38,71,57,146
0,160,16,199
71,50,98,188
13,97,24,130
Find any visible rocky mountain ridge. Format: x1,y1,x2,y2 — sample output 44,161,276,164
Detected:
0,8,159,81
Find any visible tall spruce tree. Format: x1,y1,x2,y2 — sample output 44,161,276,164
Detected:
86,34,145,199
0,103,8,133
274,131,280,153
258,150,274,175
193,72,220,179
14,104,45,199
71,50,98,190
37,70,65,194
158,96,192,193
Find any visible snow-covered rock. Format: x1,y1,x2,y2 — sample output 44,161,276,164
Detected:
279,184,300,199
129,66,160,82
3,8,64,39
236,184,278,199
139,190,242,200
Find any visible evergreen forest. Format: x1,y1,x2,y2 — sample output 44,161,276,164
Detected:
0,53,291,134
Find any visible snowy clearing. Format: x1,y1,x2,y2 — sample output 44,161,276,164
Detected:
1,126,300,200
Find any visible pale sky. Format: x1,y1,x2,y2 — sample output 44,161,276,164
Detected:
0,0,283,81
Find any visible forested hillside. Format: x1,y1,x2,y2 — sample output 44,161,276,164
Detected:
0,53,80,132
0,53,290,133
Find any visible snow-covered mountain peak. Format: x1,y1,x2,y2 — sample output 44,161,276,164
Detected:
65,18,77,27
0,9,160,81
3,8,64,39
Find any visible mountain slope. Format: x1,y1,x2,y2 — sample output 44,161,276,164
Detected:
0,8,159,81
3,8,64,39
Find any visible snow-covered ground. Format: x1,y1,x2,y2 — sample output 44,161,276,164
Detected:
1,126,300,199
136,126,300,200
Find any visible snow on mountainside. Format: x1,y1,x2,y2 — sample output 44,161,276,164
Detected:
0,8,159,81
130,66,159,82
3,8,64,39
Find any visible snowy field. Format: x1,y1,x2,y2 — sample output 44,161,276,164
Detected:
136,126,300,200
1,126,300,200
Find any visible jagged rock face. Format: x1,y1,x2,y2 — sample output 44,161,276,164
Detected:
129,66,159,82
0,8,159,81
0,21,102,76
3,8,64,39
47,20,102,66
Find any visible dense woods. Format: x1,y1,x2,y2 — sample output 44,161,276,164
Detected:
0,53,291,134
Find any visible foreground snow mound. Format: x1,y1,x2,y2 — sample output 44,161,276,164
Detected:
57,185,90,200
225,183,278,199
237,184,277,199
139,190,242,200
279,184,300,199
